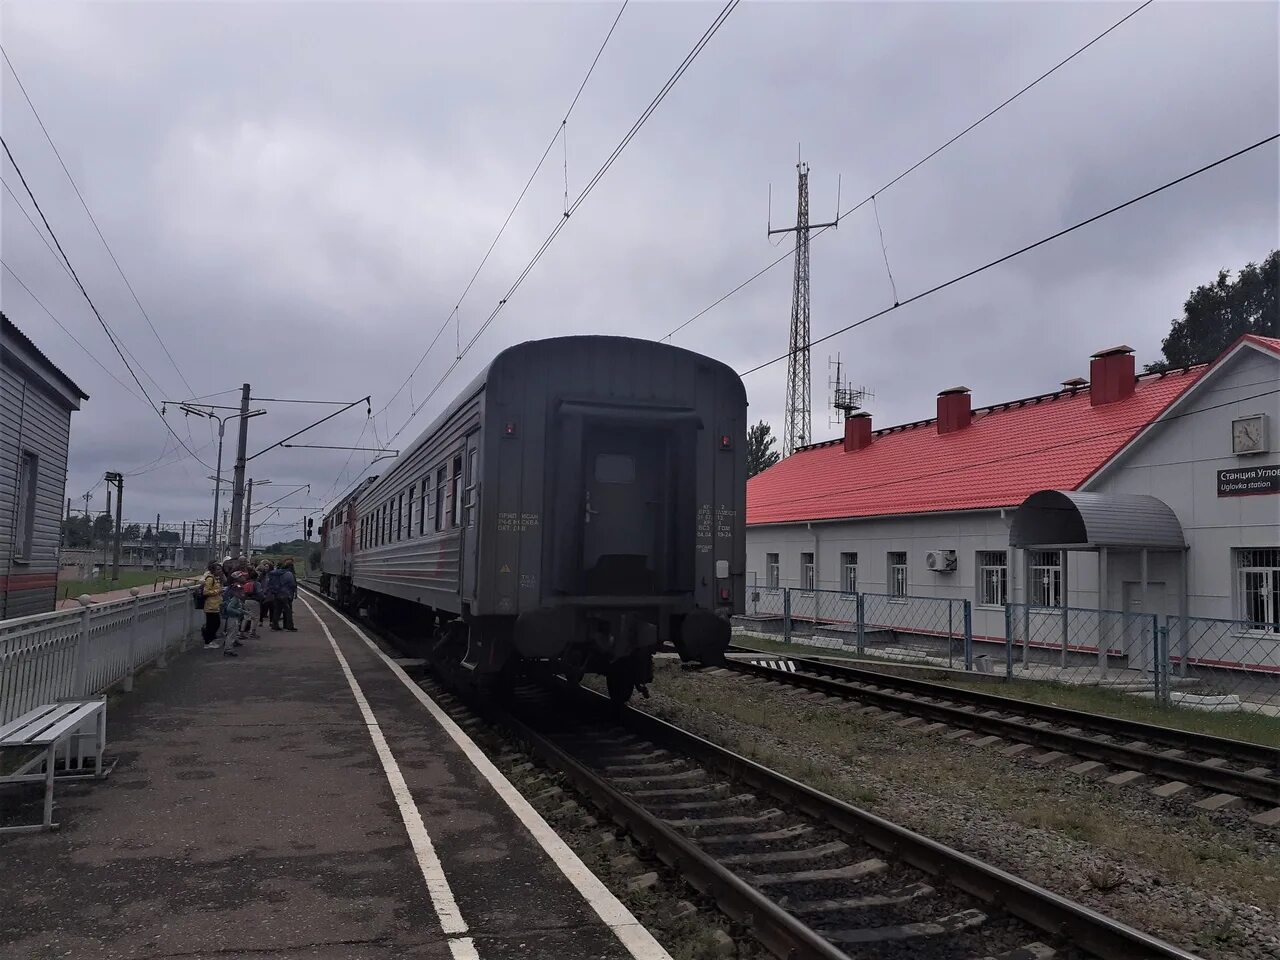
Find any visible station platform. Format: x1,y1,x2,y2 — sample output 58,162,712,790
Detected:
0,594,668,960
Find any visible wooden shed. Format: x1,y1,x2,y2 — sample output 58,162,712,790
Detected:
2,313,88,618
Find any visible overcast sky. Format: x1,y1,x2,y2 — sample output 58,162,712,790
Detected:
2,0,1276,543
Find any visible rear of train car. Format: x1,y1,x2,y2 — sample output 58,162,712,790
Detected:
321,335,747,701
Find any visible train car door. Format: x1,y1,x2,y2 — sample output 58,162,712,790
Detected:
581,425,666,595
460,432,482,602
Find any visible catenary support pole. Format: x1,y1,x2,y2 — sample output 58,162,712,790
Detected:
227,383,250,556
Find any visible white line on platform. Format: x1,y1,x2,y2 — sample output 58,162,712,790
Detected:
299,595,474,954
304,592,674,960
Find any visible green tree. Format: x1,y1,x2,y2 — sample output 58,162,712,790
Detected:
1147,250,1278,371
122,523,142,541
62,515,93,548
746,420,781,478
142,524,154,542
92,513,113,542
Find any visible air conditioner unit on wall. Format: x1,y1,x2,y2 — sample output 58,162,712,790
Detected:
925,549,957,573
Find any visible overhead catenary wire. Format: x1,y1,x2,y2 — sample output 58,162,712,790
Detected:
0,134,214,470
1,44,200,401
738,133,1279,378
0,257,145,402
382,0,742,456
662,0,1157,343
373,0,631,422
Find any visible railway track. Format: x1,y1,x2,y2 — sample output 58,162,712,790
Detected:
426,677,1205,960
293,586,1218,958
723,645,1280,817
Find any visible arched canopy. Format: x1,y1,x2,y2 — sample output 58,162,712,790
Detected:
1009,490,1185,551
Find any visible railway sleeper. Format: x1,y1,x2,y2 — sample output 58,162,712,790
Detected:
717,839,851,868
749,857,887,887
626,783,731,801
785,882,935,916
662,808,784,831
973,943,1057,960
694,823,812,846
825,907,987,944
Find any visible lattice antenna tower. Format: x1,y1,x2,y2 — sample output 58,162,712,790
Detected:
768,156,839,456
828,353,873,426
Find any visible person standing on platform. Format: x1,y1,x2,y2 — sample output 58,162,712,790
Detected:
258,560,275,627
200,561,225,651
221,579,244,655
240,569,260,641
279,559,298,631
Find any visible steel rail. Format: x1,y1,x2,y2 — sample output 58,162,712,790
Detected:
508,684,1202,960
726,645,1278,769
723,658,1279,805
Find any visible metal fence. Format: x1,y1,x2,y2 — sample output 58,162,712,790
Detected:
1166,615,1280,711
736,584,1280,713
0,586,197,725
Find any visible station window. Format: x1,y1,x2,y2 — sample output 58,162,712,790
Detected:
840,552,857,596
450,455,463,527
977,550,1008,607
1236,548,1280,632
435,467,447,532
765,553,779,589
14,451,37,561
888,551,907,598
1029,550,1063,608
800,552,815,593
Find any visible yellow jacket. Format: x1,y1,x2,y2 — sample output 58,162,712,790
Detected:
202,574,223,613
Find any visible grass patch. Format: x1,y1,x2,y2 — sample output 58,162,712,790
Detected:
57,569,198,601
647,662,1280,913
730,636,1280,748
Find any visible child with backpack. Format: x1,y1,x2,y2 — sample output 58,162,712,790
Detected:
221,581,244,654
239,570,260,641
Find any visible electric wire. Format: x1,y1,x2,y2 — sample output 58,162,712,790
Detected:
383,0,741,455
0,134,213,470
662,0,1157,342
374,0,631,421
1,44,200,400
739,133,1279,377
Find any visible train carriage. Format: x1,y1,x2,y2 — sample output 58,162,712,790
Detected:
321,335,746,701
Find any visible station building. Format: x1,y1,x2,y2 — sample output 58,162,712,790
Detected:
746,335,1280,665
1,313,88,617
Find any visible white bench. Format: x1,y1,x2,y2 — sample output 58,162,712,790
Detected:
0,700,115,834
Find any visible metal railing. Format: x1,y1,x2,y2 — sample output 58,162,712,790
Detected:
735,585,1280,713
0,585,197,725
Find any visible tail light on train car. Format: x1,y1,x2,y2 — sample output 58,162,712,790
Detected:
719,433,732,450
719,586,731,603
503,421,517,438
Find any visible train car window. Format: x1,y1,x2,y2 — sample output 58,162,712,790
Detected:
595,453,635,484
464,448,478,525
407,486,415,539
397,493,404,541
450,455,463,527
435,467,446,532
420,484,428,535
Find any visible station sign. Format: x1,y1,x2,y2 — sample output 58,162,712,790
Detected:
1217,464,1280,497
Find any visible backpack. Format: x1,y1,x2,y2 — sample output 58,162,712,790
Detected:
192,583,205,609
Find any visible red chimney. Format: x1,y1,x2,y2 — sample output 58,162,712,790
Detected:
936,386,972,434
844,412,872,452
1089,345,1136,406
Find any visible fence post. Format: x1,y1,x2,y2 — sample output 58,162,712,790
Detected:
1177,617,1189,679
856,593,866,656
1162,616,1172,706
157,591,170,668
71,594,93,698
947,602,955,669
123,588,141,692
1004,603,1014,680
782,588,792,645
963,600,973,671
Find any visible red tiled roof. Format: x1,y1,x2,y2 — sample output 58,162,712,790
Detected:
1244,334,1280,356
748,367,1204,525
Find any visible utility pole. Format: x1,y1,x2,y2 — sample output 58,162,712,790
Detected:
104,472,123,581
242,478,254,556
181,401,264,558
103,488,112,569
768,159,838,456
228,383,251,557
